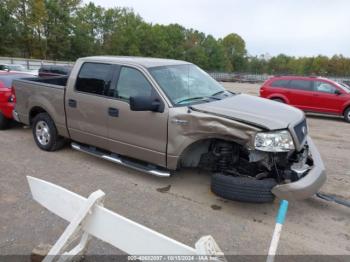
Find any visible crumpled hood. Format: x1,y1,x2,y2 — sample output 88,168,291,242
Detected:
191,94,305,130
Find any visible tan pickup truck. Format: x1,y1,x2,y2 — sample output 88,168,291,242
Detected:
13,56,326,202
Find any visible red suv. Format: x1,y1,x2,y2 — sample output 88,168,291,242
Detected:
0,72,32,129
260,76,350,122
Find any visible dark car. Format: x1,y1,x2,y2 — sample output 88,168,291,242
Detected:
38,65,72,77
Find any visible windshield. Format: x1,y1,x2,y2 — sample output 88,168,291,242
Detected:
340,82,350,92
335,81,350,93
149,64,227,106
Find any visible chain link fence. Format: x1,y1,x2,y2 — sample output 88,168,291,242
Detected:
0,56,74,70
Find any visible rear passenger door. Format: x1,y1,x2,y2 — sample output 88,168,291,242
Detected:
288,79,314,110
66,62,116,149
107,66,168,167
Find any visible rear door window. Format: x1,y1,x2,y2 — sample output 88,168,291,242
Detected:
271,79,290,88
75,63,114,95
289,80,313,91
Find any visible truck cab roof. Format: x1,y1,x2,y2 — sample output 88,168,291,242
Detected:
81,56,190,68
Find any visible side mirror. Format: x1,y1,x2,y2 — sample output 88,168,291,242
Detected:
334,89,342,95
130,96,163,112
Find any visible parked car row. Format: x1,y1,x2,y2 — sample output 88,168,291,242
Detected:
6,56,326,204
260,76,350,122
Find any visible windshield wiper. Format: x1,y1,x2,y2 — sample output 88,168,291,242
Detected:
210,90,226,97
175,96,209,105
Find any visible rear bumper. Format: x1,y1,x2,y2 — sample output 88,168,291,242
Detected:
271,136,326,200
0,103,14,119
12,109,20,122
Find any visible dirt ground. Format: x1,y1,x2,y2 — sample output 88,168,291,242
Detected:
0,82,349,259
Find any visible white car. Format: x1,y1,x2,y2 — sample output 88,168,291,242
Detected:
0,64,38,76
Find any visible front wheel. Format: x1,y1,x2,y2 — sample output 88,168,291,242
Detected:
32,113,66,151
211,173,277,203
0,112,10,130
344,108,350,123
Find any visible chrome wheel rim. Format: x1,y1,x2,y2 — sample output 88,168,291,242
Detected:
35,121,51,146
348,111,350,120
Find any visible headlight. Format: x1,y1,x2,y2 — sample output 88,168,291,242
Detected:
255,130,294,152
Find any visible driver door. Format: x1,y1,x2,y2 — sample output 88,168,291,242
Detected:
107,66,168,167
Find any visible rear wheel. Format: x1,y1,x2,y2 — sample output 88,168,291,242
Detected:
211,173,277,203
344,107,350,123
32,113,66,151
0,112,10,130
271,98,285,103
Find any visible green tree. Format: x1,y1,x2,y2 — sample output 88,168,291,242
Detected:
0,0,19,56
222,33,247,71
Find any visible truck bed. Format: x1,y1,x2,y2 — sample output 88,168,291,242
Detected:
13,77,68,136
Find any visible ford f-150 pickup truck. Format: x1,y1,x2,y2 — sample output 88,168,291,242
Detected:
13,56,326,202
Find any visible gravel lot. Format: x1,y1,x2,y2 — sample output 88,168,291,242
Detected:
0,83,349,259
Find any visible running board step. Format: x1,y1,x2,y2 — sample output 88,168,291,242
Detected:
71,142,171,177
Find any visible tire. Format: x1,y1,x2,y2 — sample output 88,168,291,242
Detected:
211,173,277,203
32,113,66,151
344,107,350,123
271,98,285,103
0,112,10,130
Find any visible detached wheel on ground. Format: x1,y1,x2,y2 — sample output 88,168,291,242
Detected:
32,113,66,151
344,107,350,123
211,173,277,203
271,98,285,103
0,112,11,130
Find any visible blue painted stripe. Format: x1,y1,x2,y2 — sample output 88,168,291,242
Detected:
276,200,289,224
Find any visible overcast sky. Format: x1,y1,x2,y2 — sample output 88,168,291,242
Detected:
87,0,350,57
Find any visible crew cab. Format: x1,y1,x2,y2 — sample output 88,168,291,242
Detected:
13,56,326,203
260,76,350,122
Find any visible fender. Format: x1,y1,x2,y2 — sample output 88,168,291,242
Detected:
166,107,262,170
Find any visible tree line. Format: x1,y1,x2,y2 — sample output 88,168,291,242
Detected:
1,0,349,76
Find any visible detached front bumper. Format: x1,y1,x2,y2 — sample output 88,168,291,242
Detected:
271,136,326,200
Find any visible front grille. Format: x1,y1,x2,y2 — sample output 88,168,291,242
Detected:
294,119,308,144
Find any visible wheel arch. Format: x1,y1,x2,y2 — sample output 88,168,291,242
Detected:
29,106,48,126
175,137,242,169
268,95,289,104
342,103,350,115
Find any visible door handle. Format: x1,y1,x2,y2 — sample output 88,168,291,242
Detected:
68,99,77,108
108,107,119,117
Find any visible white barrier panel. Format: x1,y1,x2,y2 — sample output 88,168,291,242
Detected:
27,176,225,261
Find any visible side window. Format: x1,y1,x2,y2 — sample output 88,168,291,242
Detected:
314,81,337,94
289,80,312,91
76,63,113,95
271,80,289,88
116,67,153,100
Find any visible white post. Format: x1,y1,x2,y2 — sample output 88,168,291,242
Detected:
266,200,289,262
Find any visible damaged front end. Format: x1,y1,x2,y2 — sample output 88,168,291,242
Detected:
199,139,314,185
169,106,326,201
197,127,326,200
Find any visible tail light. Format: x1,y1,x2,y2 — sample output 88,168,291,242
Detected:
8,86,16,103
